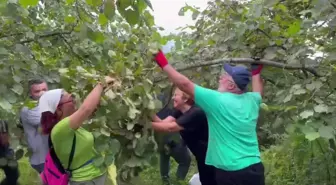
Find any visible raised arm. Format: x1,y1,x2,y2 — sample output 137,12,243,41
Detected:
154,51,195,99
69,77,117,130
251,64,264,96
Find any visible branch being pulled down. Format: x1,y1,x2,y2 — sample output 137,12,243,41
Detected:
178,57,320,75
154,57,321,82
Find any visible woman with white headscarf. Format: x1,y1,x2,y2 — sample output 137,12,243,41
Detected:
38,77,116,185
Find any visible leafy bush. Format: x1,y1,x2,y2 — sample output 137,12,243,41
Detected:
263,133,336,185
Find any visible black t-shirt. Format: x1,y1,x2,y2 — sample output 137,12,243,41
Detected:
171,105,209,156
155,107,183,148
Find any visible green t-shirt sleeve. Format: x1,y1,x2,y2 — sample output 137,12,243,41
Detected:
248,92,262,105
194,84,221,112
51,117,75,143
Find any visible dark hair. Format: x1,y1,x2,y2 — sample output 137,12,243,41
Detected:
28,79,46,92
40,111,60,135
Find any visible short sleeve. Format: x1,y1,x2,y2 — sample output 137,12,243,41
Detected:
156,107,172,119
175,107,206,130
194,85,221,113
51,117,75,143
171,109,182,119
249,92,262,105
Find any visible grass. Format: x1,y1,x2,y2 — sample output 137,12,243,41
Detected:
0,156,198,185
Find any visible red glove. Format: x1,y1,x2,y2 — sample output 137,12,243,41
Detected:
251,64,263,76
154,50,168,68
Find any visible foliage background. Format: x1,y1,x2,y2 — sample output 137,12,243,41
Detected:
0,0,336,184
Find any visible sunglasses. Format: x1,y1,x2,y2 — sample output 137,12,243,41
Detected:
58,94,76,107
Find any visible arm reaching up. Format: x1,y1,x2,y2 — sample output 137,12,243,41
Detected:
251,64,264,96
154,50,195,99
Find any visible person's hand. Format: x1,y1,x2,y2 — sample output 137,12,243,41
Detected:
251,63,263,76
153,50,169,68
104,76,116,85
102,76,121,92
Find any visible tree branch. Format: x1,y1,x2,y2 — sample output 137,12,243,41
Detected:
19,31,72,44
154,57,321,82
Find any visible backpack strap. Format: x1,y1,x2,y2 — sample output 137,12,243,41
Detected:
66,134,76,170
48,133,76,173
49,133,93,175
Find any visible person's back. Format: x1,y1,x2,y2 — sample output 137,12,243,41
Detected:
20,105,49,172
199,91,261,170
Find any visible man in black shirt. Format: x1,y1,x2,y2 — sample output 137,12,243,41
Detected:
152,88,216,185
154,104,191,185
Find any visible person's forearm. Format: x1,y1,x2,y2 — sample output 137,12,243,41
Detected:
252,74,263,96
162,65,195,98
152,121,183,132
78,84,104,117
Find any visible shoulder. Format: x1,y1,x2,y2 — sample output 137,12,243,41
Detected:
195,85,220,95
189,106,205,115
244,92,262,102
171,108,182,118
51,117,71,135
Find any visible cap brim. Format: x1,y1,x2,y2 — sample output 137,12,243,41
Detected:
223,63,234,76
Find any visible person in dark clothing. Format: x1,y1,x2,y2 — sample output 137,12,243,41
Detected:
0,120,19,185
152,88,216,185
154,106,191,185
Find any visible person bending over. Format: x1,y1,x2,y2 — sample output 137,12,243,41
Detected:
152,88,216,185
153,50,265,185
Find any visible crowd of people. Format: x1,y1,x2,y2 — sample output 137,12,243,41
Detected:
0,49,264,185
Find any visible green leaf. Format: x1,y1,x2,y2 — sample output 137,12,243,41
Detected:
104,0,116,19
305,132,320,141
314,104,329,113
192,11,200,20
127,123,134,130
66,0,75,4
19,0,39,7
11,84,23,95
147,100,155,110
108,50,116,57
178,7,185,16
109,139,120,155
125,9,139,26
0,99,12,110
15,149,24,160
318,126,334,139
99,14,108,26
300,110,314,119
104,154,115,166
252,3,263,17
93,156,105,166
106,90,117,100
293,89,306,95
283,94,292,103
287,20,301,36
0,47,8,55
306,81,323,91
143,0,153,10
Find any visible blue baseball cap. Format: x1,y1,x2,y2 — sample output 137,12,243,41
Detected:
223,63,251,91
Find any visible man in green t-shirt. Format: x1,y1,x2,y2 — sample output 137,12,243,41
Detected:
153,50,265,185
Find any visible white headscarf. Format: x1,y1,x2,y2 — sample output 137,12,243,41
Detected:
38,89,63,114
